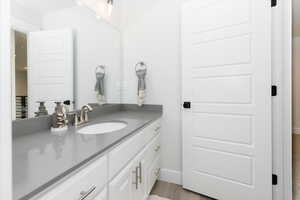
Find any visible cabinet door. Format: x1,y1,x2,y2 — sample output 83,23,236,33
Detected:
94,187,107,200
109,161,134,200
133,152,147,200
147,156,161,194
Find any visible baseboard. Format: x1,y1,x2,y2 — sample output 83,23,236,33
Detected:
293,128,300,134
158,168,182,185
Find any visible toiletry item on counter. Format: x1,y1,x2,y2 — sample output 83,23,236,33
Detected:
95,65,106,105
136,62,147,106
35,101,48,117
51,102,68,133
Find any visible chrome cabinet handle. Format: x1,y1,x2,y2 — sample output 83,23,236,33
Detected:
154,145,161,152
154,127,161,132
132,167,139,190
79,185,96,200
139,162,142,183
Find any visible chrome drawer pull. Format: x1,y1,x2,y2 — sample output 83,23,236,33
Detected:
79,185,96,200
154,145,161,152
132,167,139,190
139,162,142,183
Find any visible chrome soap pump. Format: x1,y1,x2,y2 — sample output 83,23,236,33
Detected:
51,102,68,132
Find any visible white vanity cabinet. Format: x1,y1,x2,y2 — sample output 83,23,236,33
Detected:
109,160,135,200
109,119,161,200
34,118,161,200
94,188,107,200
132,149,148,200
34,155,108,200
147,156,161,194
109,134,161,200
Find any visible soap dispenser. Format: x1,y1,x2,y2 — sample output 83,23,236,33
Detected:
51,102,68,133
35,101,49,117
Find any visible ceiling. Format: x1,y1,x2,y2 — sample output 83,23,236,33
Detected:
15,0,76,15
13,0,300,36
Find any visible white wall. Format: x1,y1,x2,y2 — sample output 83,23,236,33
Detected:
43,6,122,108
121,0,182,183
11,0,42,28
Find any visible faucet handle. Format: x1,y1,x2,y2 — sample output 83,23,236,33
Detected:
67,111,79,126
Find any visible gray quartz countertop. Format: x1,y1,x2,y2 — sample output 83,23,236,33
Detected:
13,105,162,200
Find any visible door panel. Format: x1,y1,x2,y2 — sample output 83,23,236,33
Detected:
109,162,133,200
28,29,73,117
182,0,272,199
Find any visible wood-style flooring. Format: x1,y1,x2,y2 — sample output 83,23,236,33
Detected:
150,180,213,200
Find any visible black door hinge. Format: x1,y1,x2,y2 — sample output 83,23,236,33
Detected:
183,102,191,109
271,0,277,7
272,85,277,96
272,174,278,185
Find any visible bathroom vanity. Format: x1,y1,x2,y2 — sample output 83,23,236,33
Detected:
10,1,163,199
13,105,162,200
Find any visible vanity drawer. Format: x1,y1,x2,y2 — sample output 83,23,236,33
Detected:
38,155,108,200
109,132,143,180
141,119,161,147
109,119,161,180
145,134,161,167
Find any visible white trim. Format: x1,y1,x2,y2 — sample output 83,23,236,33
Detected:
0,0,12,200
10,18,39,120
11,30,16,120
282,0,293,199
11,17,41,33
158,168,182,185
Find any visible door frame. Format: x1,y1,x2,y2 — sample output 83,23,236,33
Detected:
281,0,293,199
10,20,39,120
11,17,41,33
0,0,12,200
271,0,293,199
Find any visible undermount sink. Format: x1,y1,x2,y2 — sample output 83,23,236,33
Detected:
78,122,127,135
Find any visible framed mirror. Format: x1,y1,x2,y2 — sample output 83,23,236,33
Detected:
11,0,122,120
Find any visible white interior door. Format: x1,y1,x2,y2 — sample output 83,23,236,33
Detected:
182,0,272,200
28,29,73,117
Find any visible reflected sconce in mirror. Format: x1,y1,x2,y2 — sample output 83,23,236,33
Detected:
107,0,113,17
76,0,114,19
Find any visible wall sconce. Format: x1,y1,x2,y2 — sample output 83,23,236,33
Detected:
76,0,114,19
76,0,83,6
107,0,113,17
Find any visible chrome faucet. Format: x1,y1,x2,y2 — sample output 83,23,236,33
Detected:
80,104,93,123
71,104,93,126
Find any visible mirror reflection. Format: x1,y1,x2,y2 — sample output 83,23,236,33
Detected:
11,0,122,120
